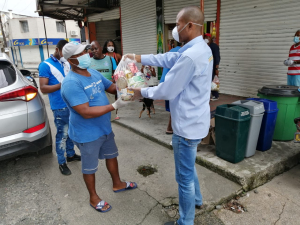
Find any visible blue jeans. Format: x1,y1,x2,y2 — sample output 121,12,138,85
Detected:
53,108,75,165
172,134,202,225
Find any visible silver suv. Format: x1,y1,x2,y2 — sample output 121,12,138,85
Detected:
0,53,52,160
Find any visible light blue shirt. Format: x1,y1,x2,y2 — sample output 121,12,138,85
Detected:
141,36,213,139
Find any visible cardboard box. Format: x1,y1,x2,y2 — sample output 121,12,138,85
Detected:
201,118,215,145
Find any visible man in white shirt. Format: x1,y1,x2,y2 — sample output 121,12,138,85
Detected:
127,6,213,225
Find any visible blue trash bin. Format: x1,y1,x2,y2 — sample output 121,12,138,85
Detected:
247,98,279,151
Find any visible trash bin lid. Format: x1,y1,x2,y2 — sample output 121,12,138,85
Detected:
232,100,265,114
215,104,251,121
258,85,300,97
247,98,278,112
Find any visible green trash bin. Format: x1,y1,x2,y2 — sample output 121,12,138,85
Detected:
258,85,300,141
215,104,251,163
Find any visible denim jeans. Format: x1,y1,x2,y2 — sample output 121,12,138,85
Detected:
172,134,202,225
53,107,75,165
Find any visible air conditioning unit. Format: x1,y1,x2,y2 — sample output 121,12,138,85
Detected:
70,30,78,36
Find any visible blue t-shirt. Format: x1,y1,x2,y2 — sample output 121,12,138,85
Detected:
38,55,68,110
160,46,181,83
61,69,113,143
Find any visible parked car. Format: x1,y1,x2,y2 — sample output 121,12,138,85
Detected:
0,53,52,161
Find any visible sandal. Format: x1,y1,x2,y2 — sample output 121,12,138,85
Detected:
90,200,112,213
114,181,137,193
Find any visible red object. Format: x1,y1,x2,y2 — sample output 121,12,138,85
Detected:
0,86,38,102
23,122,46,133
288,45,300,75
205,33,211,37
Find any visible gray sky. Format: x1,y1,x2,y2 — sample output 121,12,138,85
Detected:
0,0,39,17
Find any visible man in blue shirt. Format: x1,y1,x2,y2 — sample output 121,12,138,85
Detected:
39,40,81,176
61,42,137,213
128,6,213,225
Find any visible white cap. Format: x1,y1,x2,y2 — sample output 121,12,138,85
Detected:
62,42,87,60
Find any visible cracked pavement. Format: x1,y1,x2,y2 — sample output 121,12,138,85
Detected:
214,165,300,225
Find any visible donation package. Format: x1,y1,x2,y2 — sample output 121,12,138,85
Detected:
113,58,148,100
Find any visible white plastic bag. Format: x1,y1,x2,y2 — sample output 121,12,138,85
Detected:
113,58,147,101
211,76,220,92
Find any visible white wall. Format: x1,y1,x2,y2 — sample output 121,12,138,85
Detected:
9,18,80,40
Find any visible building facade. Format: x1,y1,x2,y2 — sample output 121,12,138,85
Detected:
3,12,81,70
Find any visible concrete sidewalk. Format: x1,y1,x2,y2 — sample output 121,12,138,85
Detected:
115,96,300,191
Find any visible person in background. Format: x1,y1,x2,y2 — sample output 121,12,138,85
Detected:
127,6,212,225
204,33,220,101
61,42,137,213
103,39,122,64
160,42,182,135
39,39,81,176
90,40,119,121
284,30,300,86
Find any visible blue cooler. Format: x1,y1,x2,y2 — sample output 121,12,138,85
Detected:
247,98,278,151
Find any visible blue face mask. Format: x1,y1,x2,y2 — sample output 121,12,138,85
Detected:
294,36,300,44
70,53,91,69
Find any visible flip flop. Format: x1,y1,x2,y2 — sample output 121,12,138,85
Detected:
114,181,137,193
166,131,173,135
90,200,112,213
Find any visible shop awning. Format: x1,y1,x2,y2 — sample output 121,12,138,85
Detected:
36,0,120,21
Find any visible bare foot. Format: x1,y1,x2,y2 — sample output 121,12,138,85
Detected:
112,181,127,192
90,196,111,211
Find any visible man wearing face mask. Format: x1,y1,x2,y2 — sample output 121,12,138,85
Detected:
284,30,300,86
127,6,213,225
60,42,137,213
39,39,81,176
204,33,220,101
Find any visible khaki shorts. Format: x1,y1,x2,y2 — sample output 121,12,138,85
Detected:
106,92,116,121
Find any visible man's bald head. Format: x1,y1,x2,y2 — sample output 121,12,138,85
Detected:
177,6,204,25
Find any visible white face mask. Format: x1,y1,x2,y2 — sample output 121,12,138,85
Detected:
204,39,209,44
107,47,114,52
172,22,203,42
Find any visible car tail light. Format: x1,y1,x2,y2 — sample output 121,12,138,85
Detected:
23,122,46,133
0,86,38,102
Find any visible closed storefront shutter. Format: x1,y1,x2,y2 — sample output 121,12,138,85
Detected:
219,0,300,97
121,0,156,55
88,8,120,22
95,19,121,56
164,0,216,24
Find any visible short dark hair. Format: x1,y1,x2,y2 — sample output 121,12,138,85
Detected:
56,39,69,50
102,39,118,54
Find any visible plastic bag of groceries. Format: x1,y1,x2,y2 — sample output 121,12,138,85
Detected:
113,57,147,101
211,75,220,92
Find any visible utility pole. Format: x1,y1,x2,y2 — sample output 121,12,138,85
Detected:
0,12,7,48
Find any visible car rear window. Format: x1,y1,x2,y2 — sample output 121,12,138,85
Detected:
0,61,16,89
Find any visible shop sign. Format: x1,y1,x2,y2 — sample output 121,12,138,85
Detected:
12,38,39,46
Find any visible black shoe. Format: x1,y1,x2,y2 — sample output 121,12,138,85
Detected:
59,163,71,175
67,153,81,162
164,222,178,225
195,204,207,210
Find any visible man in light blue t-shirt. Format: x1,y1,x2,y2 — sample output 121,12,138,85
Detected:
61,42,137,213
39,39,81,176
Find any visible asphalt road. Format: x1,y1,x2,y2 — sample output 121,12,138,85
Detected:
0,86,226,225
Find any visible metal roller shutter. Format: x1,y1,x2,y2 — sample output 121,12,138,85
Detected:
88,8,120,22
164,0,216,24
121,0,156,55
219,0,300,97
95,19,121,55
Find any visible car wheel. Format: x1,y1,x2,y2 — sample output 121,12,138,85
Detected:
38,145,53,155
